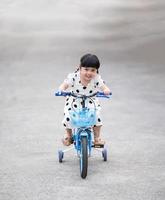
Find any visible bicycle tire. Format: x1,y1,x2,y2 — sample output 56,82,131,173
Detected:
80,136,88,178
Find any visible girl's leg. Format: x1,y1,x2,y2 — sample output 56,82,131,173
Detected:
93,125,105,145
62,128,73,146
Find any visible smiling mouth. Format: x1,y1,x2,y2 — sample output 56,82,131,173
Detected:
86,75,92,79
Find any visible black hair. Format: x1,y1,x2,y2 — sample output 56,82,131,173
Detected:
80,54,100,70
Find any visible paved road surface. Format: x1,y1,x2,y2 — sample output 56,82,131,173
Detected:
0,1,165,200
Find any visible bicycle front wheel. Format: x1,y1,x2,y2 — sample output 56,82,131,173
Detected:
80,136,88,179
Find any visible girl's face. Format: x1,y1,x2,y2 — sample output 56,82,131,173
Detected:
80,67,97,82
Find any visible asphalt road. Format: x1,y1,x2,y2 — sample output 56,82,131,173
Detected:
0,1,165,200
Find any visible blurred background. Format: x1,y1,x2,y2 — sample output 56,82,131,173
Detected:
0,1,165,200
1,0,165,64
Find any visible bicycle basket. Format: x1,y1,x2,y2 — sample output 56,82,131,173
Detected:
70,108,96,127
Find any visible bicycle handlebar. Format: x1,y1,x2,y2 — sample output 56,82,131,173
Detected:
55,91,112,99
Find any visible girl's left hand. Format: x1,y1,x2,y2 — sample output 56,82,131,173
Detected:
103,88,111,95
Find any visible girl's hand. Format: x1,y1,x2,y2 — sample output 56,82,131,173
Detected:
59,82,69,91
103,88,111,95
101,84,111,95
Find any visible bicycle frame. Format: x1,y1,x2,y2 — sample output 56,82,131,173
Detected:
73,127,93,156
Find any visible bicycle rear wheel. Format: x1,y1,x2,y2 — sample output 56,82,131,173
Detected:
80,136,88,179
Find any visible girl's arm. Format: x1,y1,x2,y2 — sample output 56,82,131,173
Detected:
59,82,69,91
100,84,111,95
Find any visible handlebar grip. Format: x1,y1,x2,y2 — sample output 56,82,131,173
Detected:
55,91,71,96
96,92,112,98
97,92,112,95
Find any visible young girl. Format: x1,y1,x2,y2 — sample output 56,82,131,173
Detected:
59,54,110,146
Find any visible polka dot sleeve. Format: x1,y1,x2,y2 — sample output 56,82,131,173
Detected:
95,74,105,89
63,73,74,87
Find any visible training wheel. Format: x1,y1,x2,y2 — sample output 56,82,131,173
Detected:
102,148,107,161
58,150,64,163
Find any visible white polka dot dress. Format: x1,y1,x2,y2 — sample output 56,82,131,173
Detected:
62,71,105,129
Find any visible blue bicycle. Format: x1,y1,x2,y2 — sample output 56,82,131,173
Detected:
55,91,112,178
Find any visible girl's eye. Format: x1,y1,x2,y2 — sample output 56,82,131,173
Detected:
83,68,96,72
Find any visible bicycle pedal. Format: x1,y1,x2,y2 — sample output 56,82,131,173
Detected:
93,144,104,148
